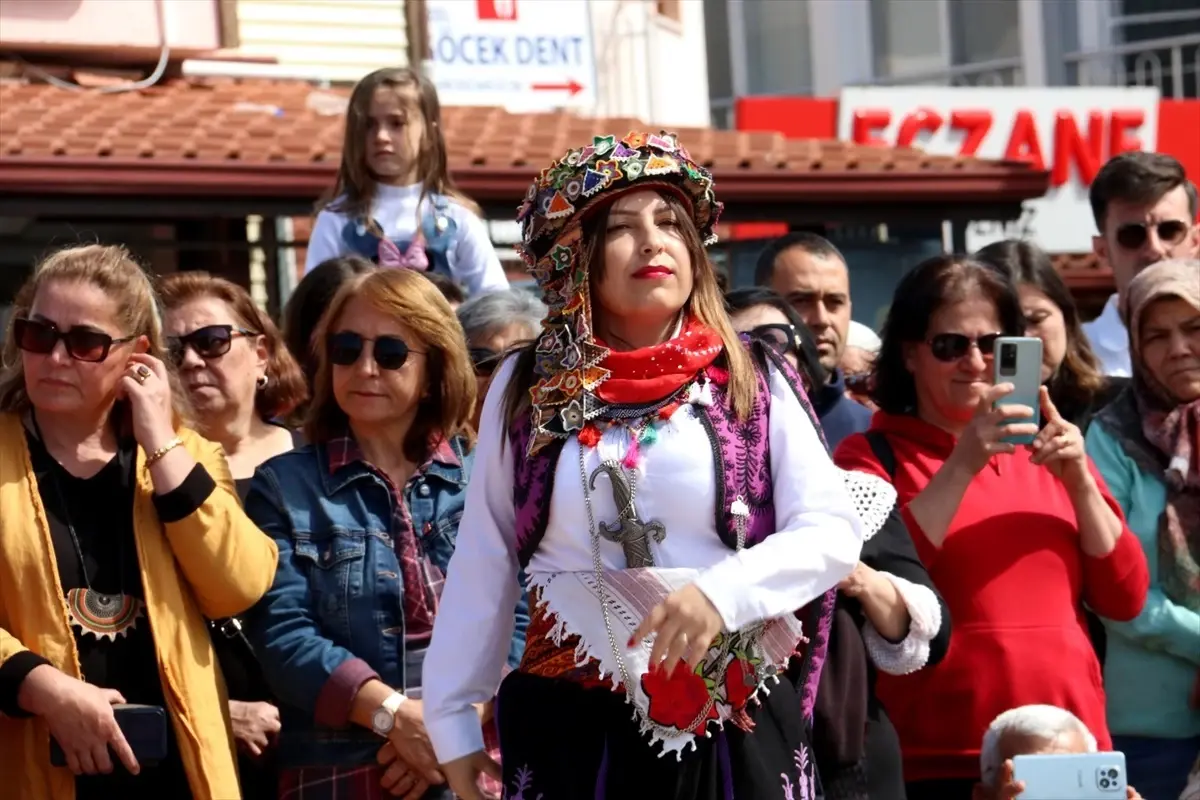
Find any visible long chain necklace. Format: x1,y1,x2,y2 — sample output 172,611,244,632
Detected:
30,412,145,641
575,377,728,737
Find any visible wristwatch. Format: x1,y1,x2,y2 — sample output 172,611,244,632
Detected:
371,692,407,737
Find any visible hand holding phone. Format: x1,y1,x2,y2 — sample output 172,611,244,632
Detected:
19,665,140,776
1011,752,1127,799
1027,386,1091,490
947,383,1040,475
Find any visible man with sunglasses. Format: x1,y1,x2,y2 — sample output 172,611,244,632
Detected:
1085,152,1200,377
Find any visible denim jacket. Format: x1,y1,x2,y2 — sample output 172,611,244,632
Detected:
244,438,528,767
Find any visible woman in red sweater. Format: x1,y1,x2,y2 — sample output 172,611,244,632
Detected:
833,255,1149,798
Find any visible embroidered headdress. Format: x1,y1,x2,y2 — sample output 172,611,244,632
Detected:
516,131,723,455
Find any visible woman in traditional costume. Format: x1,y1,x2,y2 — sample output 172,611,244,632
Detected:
423,132,865,799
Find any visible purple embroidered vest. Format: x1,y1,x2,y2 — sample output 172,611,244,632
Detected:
507,340,837,720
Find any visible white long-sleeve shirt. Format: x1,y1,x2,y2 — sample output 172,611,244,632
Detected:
303,182,508,296
422,357,864,763
1081,293,1131,377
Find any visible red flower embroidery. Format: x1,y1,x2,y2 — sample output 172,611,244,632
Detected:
577,423,602,448
641,663,719,734
724,657,756,710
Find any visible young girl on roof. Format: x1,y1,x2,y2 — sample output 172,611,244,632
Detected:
304,67,508,296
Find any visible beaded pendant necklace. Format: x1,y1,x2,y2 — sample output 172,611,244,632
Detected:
576,374,713,468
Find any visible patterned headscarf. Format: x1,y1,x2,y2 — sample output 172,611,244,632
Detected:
515,131,723,456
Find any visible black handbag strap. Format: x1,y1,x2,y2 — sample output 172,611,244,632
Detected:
865,430,897,480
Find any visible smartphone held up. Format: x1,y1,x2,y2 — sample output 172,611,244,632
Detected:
993,336,1043,446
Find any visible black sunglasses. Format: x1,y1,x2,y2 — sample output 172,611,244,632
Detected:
327,331,422,370
167,324,257,366
748,323,798,356
13,317,137,363
469,347,503,376
1114,220,1190,251
927,332,1001,363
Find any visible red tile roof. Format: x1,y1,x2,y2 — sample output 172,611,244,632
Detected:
0,75,1050,203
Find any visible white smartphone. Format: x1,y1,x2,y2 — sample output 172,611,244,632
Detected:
993,336,1043,445
1012,752,1127,799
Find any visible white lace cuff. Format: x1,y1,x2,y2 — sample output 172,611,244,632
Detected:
862,572,942,676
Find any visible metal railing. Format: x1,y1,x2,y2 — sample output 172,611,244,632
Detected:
864,55,1025,88
1063,33,1200,99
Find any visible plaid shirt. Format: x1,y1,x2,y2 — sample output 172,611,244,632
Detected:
326,433,458,645
278,720,504,799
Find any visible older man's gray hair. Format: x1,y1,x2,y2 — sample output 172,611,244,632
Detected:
980,705,1098,786
456,288,547,343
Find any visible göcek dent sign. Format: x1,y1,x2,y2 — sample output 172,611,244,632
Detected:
837,87,1161,253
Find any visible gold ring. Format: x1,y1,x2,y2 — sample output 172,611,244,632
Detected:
134,365,152,384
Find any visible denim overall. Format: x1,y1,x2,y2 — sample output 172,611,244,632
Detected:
339,193,459,277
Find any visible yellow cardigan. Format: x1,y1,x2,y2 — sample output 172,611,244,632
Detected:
0,413,279,800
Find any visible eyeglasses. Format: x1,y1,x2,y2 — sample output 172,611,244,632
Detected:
327,331,422,371
927,332,1001,362
167,324,257,366
1114,220,1190,251
469,347,503,377
13,317,137,363
747,323,799,356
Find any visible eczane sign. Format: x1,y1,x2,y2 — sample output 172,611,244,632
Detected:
837,87,1161,253
427,0,597,112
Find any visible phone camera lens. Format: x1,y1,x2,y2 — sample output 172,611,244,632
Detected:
1108,769,1118,779
1099,778,1110,789
999,343,1017,375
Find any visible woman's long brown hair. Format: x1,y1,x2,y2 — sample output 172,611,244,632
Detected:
502,192,756,434
321,67,480,226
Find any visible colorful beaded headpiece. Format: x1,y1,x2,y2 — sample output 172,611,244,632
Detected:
516,131,723,455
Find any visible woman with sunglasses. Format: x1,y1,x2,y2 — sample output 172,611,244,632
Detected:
832,254,1150,799
243,269,522,800
456,288,547,431
159,271,309,799
161,272,308,501
0,245,279,800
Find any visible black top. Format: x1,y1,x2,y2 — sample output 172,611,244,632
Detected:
233,425,306,503
0,429,215,799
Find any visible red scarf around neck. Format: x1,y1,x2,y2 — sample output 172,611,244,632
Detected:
594,317,724,405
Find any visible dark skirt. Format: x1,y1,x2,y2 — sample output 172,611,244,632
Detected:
496,669,816,800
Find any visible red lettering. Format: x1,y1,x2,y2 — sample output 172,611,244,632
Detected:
1003,110,1046,171
896,108,944,148
1052,111,1105,188
950,110,992,156
848,105,1147,188
1108,110,1146,156
851,109,892,147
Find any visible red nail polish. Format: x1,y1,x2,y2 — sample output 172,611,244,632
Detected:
627,636,636,647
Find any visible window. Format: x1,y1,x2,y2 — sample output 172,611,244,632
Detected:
948,0,1020,67
656,0,682,22
870,0,948,79
743,0,813,94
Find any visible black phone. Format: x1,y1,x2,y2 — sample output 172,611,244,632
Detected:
50,704,168,769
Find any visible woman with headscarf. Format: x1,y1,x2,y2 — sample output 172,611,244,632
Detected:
420,132,865,799
1086,258,1200,800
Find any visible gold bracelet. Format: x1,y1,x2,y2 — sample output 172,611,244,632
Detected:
145,436,184,467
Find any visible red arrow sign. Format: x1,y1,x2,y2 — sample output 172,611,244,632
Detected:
532,79,584,96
